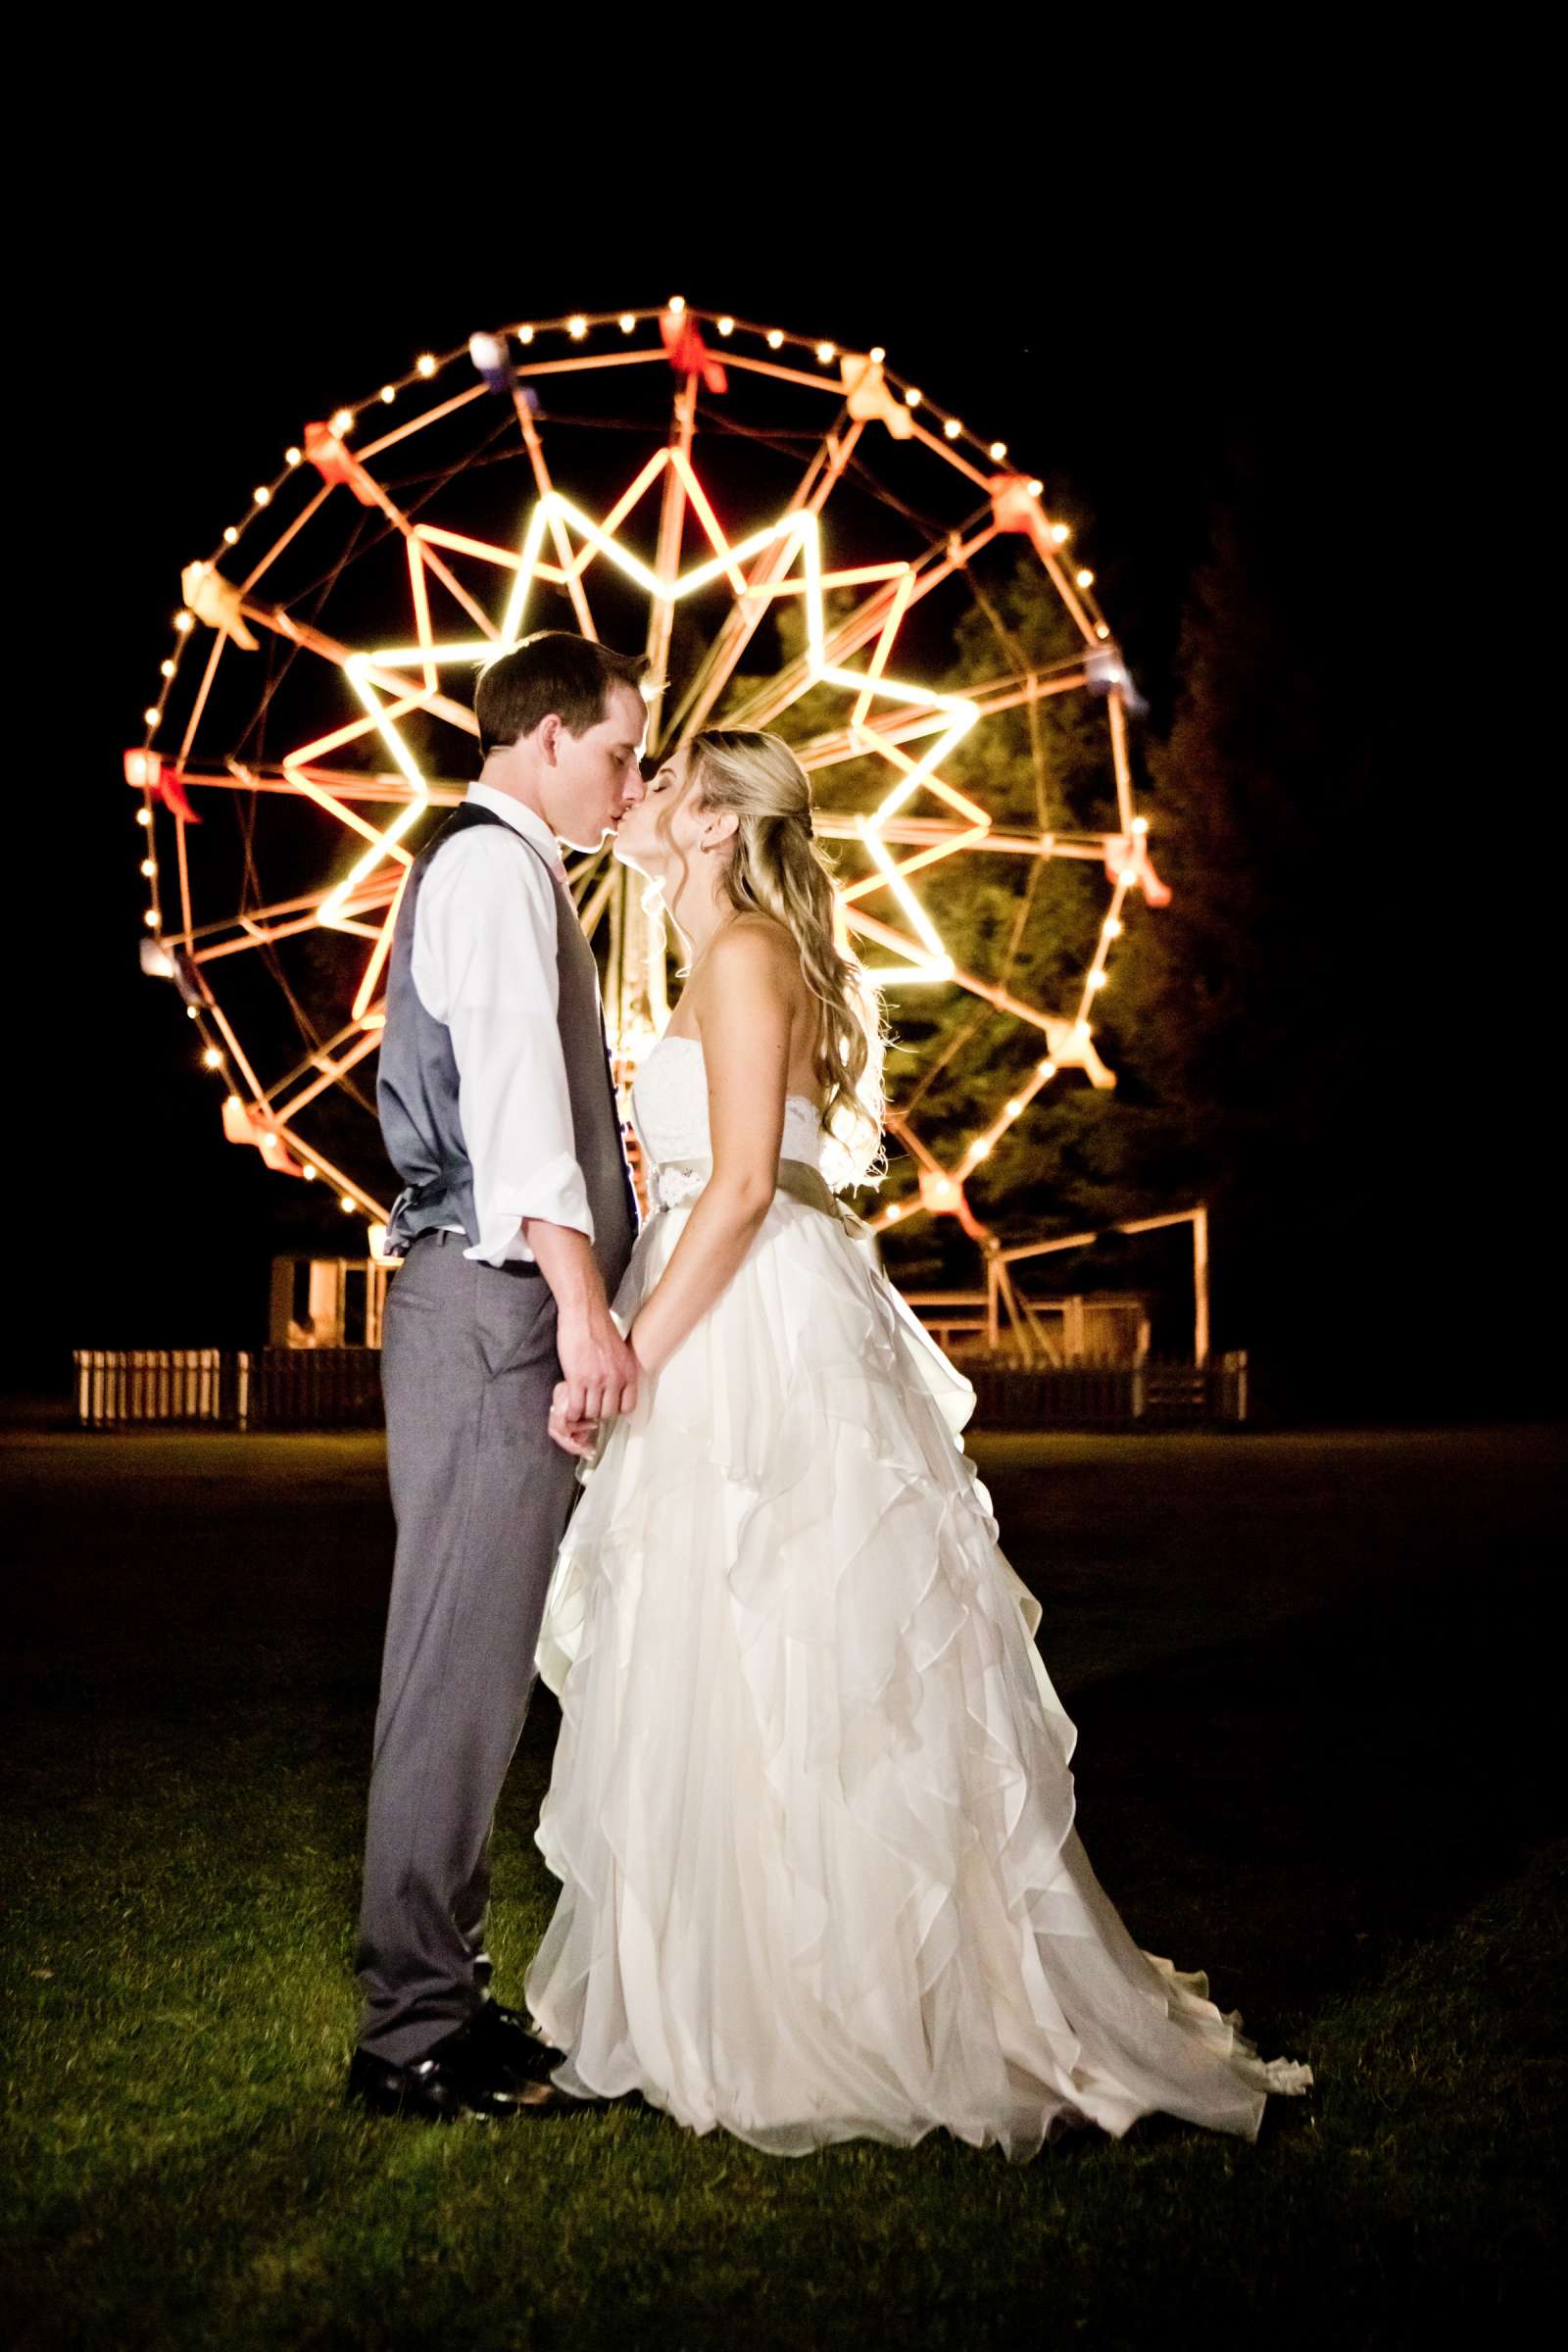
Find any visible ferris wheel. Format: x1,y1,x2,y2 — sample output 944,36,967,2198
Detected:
127,299,1168,1265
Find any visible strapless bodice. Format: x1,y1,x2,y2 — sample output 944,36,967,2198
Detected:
631,1034,824,1206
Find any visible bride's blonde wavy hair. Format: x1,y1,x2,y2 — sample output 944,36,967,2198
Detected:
677,728,888,1190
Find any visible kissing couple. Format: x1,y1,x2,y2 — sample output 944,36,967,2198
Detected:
347,631,1310,2155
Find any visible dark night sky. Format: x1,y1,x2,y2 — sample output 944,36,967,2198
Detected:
13,129,1546,1413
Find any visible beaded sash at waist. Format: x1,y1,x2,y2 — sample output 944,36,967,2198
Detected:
650,1154,864,1234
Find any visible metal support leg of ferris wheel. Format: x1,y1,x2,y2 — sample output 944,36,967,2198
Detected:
985,1203,1210,1368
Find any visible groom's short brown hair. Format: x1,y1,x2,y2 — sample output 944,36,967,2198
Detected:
475,632,651,759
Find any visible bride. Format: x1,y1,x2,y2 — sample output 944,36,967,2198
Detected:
525,728,1311,2159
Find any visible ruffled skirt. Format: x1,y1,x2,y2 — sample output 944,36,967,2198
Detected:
525,1195,1311,2159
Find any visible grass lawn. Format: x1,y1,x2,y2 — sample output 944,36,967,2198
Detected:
3,1422,1564,2349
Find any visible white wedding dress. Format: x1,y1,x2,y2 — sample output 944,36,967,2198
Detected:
525,1034,1311,2159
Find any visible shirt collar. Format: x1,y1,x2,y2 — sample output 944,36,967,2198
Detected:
464,780,566,874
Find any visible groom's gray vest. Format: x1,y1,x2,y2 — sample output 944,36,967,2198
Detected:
376,802,637,1286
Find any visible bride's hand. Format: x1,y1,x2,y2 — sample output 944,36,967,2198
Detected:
547,1379,601,1458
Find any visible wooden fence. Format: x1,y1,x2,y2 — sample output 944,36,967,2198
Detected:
74,1347,1248,1432
74,1348,381,1431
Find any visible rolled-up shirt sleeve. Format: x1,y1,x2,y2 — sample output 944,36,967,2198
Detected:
412,829,594,1266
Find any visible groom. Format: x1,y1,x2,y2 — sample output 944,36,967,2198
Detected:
348,632,648,2123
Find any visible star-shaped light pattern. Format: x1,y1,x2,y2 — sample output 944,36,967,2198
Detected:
126,305,1169,1302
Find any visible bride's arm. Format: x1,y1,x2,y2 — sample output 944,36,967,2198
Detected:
626,922,794,1377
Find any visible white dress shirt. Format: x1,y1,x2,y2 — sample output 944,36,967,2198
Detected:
412,780,595,1266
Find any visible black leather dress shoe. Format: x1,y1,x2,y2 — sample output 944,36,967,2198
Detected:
468,1998,568,2084
346,2034,568,2123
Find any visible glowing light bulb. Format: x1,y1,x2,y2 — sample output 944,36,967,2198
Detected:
517,325,535,345
202,1047,221,1068
140,858,155,877
223,526,238,545
717,315,734,335
1104,917,1124,939
1051,521,1069,544
142,706,160,726
143,907,158,927
379,384,395,404
1075,567,1095,588
815,340,836,362
1028,477,1044,497
766,328,783,349
135,808,151,827
618,313,635,332
1075,1019,1091,1037
261,1134,277,1151
301,1164,317,1181
173,611,194,633
1095,622,1110,639
225,1095,241,1112
185,1003,199,1018
567,315,587,339
885,1202,903,1221
160,660,174,678
284,446,302,466
990,441,1007,461
970,1141,994,1160
330,409,354,436
667,295,685,314
1037,1058,1057,1078
416,353,437,375
253,485,271,507
869,346,886,364
1004,1100,1023,1118
339,1193,355,1212
1089,970,1108,991
906,387,922,408
1130,816,1149,834
944,417,961,439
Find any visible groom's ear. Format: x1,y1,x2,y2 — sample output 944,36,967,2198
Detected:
537,712,563,765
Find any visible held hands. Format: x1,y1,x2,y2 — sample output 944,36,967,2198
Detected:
547,1307,640,1458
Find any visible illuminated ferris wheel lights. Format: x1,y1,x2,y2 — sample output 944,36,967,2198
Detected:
990,442,1008,461
765,328,784,348
619,313,636,332
330,409,354,436
173,612,194,633
1075,1019,1092,1037
338,1193,355,1213
1088,969,1109,991
142,907,159,927
202,1047,221,1068
416,353,437,376
285,446,303,466
1095,623,1110,639
517,325,535,345
379,385,396,405
667,295,685,314
1027,479,1043,497
160,661,174,679
905,387,922,408
135,808,151,827
567,315,588,339
870,346,886,363
223,527,239,545
1037,1059,1058,1078
1004,1100,1024,1119
140,858,155,878
1050,520,1070,543
943,417,962,439
253,486,271,508
1130,816,1149,834
185,1003,199,1018
815,341,836,363
1104,917,1124,939
1075,567,1095,588
142,706,160,727
301,1163,317,1181
717,316,734,336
